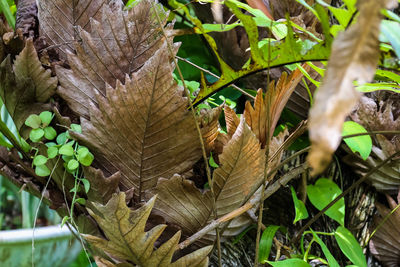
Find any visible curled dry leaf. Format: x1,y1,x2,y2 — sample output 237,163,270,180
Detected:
84,193,212,267
56,0,169,118
307,0,396,175
199,106,222,153
148,119,265,244
37,0,111,58
83,166,120,204
244,67,305,148
369,192,400,267
74,45,202,200
0,38,56,130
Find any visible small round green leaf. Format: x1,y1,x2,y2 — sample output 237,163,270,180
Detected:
25,114,41,129
77,148,94,166
33,155,48,166
56,132,67,145
35,165,51,177
81,178,90,194
75,198,86,205
70,124,82,133
59,144,74,156
334,226,367,267
29,128,44,142
47,146,58,159
307,178,345,225
39,111,53,127
61,216,69,227
67,159,79,170
44,126,57,140
342,121,372,160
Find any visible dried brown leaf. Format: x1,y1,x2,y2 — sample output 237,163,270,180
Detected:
224,105,240,137
83,167,120,204
56,0,168,118
84,193,212,267
0,39,56,129
37,0,111,58
149,119,265,243
307,0,394,175
369,193,400,267
74,45,201,200
199,106,222,153
244,67,304,148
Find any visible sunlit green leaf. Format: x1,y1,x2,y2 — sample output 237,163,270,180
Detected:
35,164,51,177
44,126,57,140
334,226,367,267
33,155,48,166
67,159,79,171
310,229,340,267
47,146,58,159
259,225,280,263
307,178,345,225
81,178,90,194
290,186,309,223
39,111,53,127
29,128,44,142
342,121,372,160
59,144,74,156
267,259,311,267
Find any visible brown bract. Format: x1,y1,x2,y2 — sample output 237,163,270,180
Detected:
307,0,395,175
56,0,169,118
84,193,212,267
244,67,305,148
37,0,111,58
0,38,56,130
148,119,265,244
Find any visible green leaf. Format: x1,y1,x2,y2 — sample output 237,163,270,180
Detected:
209,152,219,168
56,132,67,145
334,226,367,267
381,20,400,59
310,229,340,267
75,198,86,205
307,178,345,225
29,128,44,142
259,225,280,263
59,144,74,156
67,159,79,171
25,114,41,129
44,126,57,140
70,124,82,133
77,147,94,166
81,178,90,194
39,111,53,127
0,0,15,29
342,121,372,160
267,259,312,267
61,216,69,227
47,146,58,159
290,186,309,223
35,165,51,177
33,155,48,166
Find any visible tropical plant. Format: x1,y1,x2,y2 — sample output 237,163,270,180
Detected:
1,0,400,266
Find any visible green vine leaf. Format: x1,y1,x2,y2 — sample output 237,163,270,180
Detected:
342,121,372,160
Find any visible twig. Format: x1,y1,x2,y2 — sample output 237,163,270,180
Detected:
179,164,308,249
291,150,400,245
152,4,222,265
175,55,256,100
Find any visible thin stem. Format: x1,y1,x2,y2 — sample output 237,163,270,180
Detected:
342,130,400,139
175,55,255,100
152,4,222,264
291,150,400,245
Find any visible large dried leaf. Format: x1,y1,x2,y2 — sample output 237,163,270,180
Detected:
83,166,120,204
307,0,397,175
199,107,222,153
56,0,168,118
0,39,56,129
74,45,201,200
369,192,400,267
148,119,265,243
37,0,111,57
244,67,305,148
84,193,212,267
